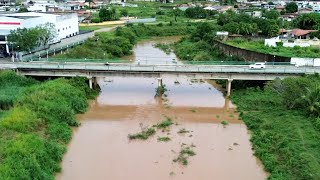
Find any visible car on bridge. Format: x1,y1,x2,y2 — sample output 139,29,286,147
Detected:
249,62,266,69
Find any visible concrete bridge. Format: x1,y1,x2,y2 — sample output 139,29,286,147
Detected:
1,62,319,96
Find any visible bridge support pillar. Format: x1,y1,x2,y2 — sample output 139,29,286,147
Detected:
93,77,98,89
157,78,163,87
88,77,93,89
226,79,233,97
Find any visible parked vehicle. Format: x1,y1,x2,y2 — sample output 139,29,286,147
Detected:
249,62,266,69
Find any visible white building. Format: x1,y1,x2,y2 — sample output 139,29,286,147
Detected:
0,12,79,55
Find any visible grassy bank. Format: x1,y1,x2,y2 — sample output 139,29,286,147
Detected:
231,75,320,179
174,23,244,63
54,23,196,60
226,38,320,58
0,71,98,179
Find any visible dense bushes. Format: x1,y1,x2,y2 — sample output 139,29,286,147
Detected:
0,71,37,110
174,22,244,62
0,71,98,179
56,23,196,59
231,74,320,179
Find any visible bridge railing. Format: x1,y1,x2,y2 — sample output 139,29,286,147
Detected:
29,57,293,66
12,62,319,74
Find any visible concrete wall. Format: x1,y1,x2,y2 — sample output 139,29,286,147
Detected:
55,13,79,40
214,40,291,62
291,57,320,66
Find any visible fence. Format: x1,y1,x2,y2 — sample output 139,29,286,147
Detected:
22,40,87,62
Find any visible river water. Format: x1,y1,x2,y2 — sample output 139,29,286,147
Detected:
56,37,266,180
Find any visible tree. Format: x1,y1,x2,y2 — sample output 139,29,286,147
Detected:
223,22,239,34
185,7,207,19
172,8,183,22
7,23,56,52
285,2,298,13
294,13,320,30
99,7,116,21
18,7,28,12
120,9,128,17
263,9,280,19
300,86,320,117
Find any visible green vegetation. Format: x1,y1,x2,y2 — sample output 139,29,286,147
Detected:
153,117,173,129
0,71,97,180
154,43,173,54
294,13,320,30
285,2,298,13
128,128,156,140
157,136,171,142
174,22,244,62
0,71,37,110
55,23,195,60
226,38,320,58
155,84,167,97
231,74,320,179
8,23,56,52
173,145,196,165
221,120,228,126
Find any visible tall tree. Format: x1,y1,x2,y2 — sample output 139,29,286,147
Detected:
8,23,56,52
263,9,280,19
285,2,298,13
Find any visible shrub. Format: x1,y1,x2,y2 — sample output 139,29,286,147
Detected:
0,107,41,133
91,17,101,23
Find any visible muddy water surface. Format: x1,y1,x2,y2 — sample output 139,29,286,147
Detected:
56,37,267,180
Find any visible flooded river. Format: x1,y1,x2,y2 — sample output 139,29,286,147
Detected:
56,37,266,180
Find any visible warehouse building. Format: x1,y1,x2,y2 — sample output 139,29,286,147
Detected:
0,12,79,56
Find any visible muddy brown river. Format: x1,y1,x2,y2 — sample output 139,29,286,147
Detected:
56,37,267,180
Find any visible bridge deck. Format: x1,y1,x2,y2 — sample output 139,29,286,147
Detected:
1,62,319,80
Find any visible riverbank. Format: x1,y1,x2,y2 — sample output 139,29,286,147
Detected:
52,22,196,61
231,75,320,179
0,71,98,179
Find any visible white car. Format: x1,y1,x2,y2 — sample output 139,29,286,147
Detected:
249,62,266,69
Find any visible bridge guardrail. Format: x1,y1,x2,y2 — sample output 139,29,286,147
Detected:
9,62,319,74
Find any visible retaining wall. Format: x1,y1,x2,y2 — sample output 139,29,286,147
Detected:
214,40,291,62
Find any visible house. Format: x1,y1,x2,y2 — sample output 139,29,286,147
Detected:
0,12,79,55
60,4,81,11
275,5,285,12
290,28,317,39
265,28,319,48
280,13,299,21
298,7,313,14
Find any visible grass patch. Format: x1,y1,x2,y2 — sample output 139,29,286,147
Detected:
221,120,228,126
157,136,171,142
153,116,173,129
128,128,156,140
173,145,196,166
